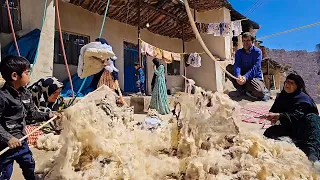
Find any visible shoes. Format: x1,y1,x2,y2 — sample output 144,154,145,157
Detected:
228,90,245,97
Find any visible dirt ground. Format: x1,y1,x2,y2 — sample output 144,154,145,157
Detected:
10,98,320,180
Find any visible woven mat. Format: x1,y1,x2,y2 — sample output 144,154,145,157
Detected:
240,104,272,126
25,125,44,146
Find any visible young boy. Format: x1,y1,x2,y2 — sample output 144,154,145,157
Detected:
134,63,145,95
0,55,54,180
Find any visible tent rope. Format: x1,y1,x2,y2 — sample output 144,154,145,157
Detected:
5,0,20,56
67,0,111,107
55,0,75,98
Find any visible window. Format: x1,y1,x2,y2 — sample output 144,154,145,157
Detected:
167,60,180,75
0,0,22,33
54,31,89,66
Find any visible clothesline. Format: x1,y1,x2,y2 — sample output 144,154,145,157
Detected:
195,18,248,24
138,38,206,55
257,21,320,40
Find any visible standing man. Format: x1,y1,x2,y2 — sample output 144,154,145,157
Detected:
227,32,268,100
134,63,145,96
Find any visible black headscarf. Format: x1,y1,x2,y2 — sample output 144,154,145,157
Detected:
151,58,161,91
270,72,318,114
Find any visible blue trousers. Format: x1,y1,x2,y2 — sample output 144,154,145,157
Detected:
0,141,35,180
137,82,145,94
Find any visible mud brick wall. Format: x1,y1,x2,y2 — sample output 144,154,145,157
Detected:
266,49,320,103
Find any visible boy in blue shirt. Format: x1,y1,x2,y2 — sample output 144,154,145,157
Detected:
0,55,54,180
134,63,145,95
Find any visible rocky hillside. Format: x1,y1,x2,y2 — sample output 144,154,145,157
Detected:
266,49,320,103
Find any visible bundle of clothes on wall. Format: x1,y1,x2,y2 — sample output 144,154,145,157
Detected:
140,40,202,68
196,20,243,37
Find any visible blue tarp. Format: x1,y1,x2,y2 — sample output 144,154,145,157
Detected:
61,74,95,98
1,29,41,64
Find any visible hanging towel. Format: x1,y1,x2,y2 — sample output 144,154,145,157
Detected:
162,50,173,63
172,53,181,61
188,53,201,68
141,41,155,56
141,41,147,55
207,23,220,36
154,47,163,59
231,20,242,36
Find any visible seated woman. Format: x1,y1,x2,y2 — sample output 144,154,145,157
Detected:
264,72,320,162
27,77,64,134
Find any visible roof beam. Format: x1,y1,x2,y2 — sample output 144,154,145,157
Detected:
141,1,183,22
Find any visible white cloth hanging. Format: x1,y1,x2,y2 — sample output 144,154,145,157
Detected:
231,20,242,36
104,59,119,72
141,41,155,57
188,53,201,68
207,23,220,36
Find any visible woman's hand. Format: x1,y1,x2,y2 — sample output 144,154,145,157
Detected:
264,113,280,124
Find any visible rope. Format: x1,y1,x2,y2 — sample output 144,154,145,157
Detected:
183,0,238,80
68,0,110,106
99,0,110,38
257,21,320,40
245,0,266,17
5,0,20,56
138,38,206,55
30,0,48,74
55,0,74,98
243,0,262,17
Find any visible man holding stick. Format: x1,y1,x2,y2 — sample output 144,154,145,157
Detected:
0,55,56,180
227,32,268,101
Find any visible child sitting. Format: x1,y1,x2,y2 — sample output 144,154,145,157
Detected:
0,55,54,180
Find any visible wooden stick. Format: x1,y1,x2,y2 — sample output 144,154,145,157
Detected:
183,0,238,80
0,116,58,156
115,80,127,106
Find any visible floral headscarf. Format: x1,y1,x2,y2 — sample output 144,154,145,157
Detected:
29,77,64,107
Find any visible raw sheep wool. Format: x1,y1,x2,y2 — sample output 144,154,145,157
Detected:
36,133,61,151
37,85,319,179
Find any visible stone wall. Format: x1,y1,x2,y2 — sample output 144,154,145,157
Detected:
266,49,320,103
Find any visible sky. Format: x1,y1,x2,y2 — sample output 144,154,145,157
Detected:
228,0,320,52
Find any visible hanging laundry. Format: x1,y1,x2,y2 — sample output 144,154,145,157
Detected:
162,50,173,63
196,23,208,34
231,20,242,36
141,41,155,56
140,41,147,55
154,47,163,59
219,22,232,37
251,29,259,37
171,53,181,61
207,23,220,36
188,53,201,68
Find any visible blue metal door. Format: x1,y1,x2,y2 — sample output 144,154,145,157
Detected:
124,48,138,93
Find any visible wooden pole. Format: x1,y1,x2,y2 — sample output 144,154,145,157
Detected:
137,0,141,66
0,116,58,156
182,23,187,92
